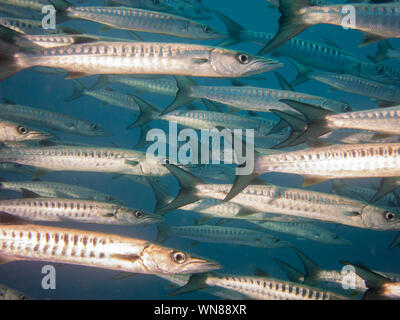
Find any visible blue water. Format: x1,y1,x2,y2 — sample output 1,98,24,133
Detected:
0,0,400,300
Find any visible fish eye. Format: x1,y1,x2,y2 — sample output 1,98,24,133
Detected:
202,25,211,33
385,211,396,221
376,65,385,74
171,251,187,264
134,210,143,218
341,104,352,112
18,126,29,135
237,54,249,64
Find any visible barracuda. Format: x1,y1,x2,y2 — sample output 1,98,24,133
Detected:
52,0,224,40
162,164,400,231
292,249,400,295
93,75,179,96
0,119,53,142
0,179,120,202
66,79,141,113
0,38,282,81
225,142,400,201
0,103,109,136
156,223,292,248
170,272,349,300
252,220,352,246
274,101,400,148
215,11,400,84
162,76,351,115
0,197,163,225
0,17,77,35
128,94,279,138
291,60,400,106
263,0,400,53
0,146,170,177
0,162,35,175
0,283,29,300
0,224,222,275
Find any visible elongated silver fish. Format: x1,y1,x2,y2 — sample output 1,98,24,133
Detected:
275,101,400,148
0,16,77,35
0,103,110,136
0,179,119,202
0,283,30,300
0,197,162,225
0,119,53,142
0,162,35,175
93,75,179,96
156,223,292,248
128,94,279,139
0,145,171,178
170,272,349,300
215,11,400,84
162,76,352,115
293,249,400,295
0,224,221,275
291,60,400,106
263,0,400,53
163,164,400,231
66,80,140,114
0,37,282,81
52,1,224,40
226,142,400,202
0,0,50,12
252,220,351,246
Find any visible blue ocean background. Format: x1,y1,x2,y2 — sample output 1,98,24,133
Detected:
0,0,399,299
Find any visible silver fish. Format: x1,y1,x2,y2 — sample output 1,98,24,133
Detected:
170,272,349,300
156,223,292,249
0,103,110,136
0,224,222,275
0,39,282,81
263,0,400,53
0,284,30,300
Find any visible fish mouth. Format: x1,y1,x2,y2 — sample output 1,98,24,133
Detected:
29,131,55,140
142,214,165,225
183,258,223,273
244,58,283,76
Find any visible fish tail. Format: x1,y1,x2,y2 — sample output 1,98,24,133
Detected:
339,260,390,300
288,59,311,86
161,163,204,212
91,75,110,90
270,99,332,148
0,35,24,82
213,10,244,47
258,0,312,55
155,222,170,244
293,248,322,286
65,79,86,102
160,76,197,115
370,177,399,203
145,177,172,214
169,273,210,296
373,40,393,63
126,96,160,129
388,232,400,251
273,258,305,283
274,71,295,91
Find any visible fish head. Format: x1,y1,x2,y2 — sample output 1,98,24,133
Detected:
361,205,400,230
209,48,283,77
115,207,164,225
187,22,227,40
1,121,54,142
140,243,222,274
